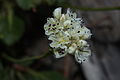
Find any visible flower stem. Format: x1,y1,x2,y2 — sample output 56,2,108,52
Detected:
58,3,120,11
2,51,52,63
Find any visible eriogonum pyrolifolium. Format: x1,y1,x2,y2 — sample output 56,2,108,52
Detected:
44,7,92,63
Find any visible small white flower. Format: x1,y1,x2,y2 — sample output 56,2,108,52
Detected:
81,26,92,39
53,7,62,19
54,51,67,58
60,14,66,21
63,20,71,26
78,40,87,48
44,7,92,63
54,48,67,58
50,41,60,48
49,32,70,49
68,43,77,54
47,18,55,24
75,49,91,63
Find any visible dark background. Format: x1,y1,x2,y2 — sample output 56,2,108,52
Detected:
0,0,120,80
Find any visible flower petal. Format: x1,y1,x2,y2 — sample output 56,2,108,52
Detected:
54,50,67,58
53,7,62,19
75,49,91,63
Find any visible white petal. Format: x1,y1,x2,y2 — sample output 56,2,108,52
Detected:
54,51,67,58
48,35,55,40
68,43,77,54
60,45,67,49
47,18,55,24
44,23,49,30
45,31,53,35
75,50,91,63
82,27,92,39
64,20,71,26
78,40,87,47
50,42,60,48
60,14,66,21
66,8,71,14
75,18,82,22
73,13,77,18
68,46,75,54
64,31,70,36
53,7,62,19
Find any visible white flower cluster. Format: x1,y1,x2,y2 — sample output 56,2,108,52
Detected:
44,7,92,63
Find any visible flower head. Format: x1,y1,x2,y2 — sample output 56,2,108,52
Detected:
44,7,92,63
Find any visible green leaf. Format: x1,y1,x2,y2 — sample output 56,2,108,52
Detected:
0,15,24,46
16,0,42,10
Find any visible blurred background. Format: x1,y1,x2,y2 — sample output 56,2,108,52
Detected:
0,0,120,80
